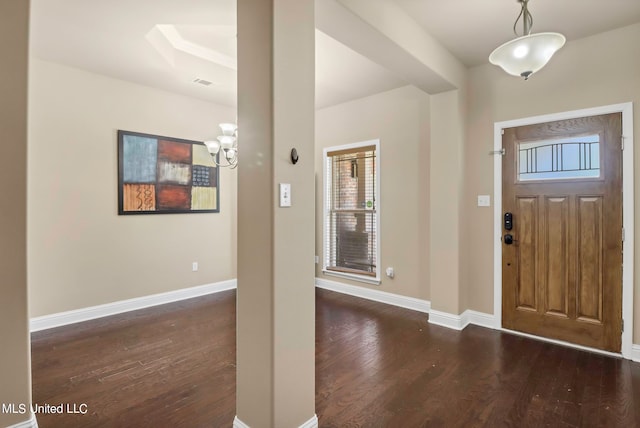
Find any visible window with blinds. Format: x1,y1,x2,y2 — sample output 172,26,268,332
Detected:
323,141,379,281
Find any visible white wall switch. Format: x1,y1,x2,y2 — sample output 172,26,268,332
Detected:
477,195,491,207
280,183,291,207
192,262,198,272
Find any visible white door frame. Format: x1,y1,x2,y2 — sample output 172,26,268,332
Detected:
493,102,634,359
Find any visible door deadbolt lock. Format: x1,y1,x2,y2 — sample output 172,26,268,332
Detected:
504,212,513,230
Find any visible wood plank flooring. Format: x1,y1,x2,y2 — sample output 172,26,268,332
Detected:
31,290,236,427
31,288,640,427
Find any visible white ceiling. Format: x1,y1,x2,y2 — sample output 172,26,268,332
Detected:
30,0,640,108
393,0,640,67
31,0,237,107
30,0,406,109
315,30,406,109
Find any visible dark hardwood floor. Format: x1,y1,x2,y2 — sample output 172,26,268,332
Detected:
31,288,640,427
31,291,236,427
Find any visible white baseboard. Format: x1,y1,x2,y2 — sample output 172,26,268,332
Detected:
7,413,38,428
464,310,500,330
428,309,465,330
233,416,250,428
315,278,430,313
233,414,318,428
315,278,497,331
299,414,319,428
633,344,640,363
30,279,237,332
428,309,498,331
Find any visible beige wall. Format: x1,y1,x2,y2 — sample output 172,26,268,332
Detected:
315,86,431,301
315,23,640,345
28,59,237,317
272,0,316,424
236,0,316,426
429,89,467,314
0,1,32,426
464,23,640,342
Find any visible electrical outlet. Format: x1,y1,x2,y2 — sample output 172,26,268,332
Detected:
192,262,198,272
385,267,395,278
315,255,319,264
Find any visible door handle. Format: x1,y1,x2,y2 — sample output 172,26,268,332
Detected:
503,212,516,244
503,234,518,245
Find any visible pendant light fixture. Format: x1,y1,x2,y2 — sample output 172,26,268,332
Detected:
489,0,565,80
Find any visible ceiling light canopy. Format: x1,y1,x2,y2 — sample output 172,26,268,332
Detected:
489,0,565,80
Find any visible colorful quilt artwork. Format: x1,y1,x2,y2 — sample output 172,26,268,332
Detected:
118,130,219,214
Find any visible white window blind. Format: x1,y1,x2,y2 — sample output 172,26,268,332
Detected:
324,143,379,279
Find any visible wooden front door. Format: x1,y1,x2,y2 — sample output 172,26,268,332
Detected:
502,113,623,352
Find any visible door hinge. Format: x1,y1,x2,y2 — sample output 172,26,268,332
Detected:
501,129,505,135
622,319,624,332
622,136,625,151
622,227,625,242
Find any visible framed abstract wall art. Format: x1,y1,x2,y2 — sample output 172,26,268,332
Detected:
118,130,219,214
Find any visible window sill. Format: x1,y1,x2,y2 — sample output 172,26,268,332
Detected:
322,269,381,285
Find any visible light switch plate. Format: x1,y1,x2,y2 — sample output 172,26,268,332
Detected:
477,195,491,207
280,183,291,207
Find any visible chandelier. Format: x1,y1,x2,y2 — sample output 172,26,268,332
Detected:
489,0,565,80
204,123,238,168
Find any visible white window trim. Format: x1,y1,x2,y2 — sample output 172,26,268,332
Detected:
322,269,381,285
322,139,381,285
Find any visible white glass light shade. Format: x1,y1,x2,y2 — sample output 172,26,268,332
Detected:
489,32,565,79
225,148,236,160
217,135,236,149
208,123,239,168
219,123,237,136
204,140,220,154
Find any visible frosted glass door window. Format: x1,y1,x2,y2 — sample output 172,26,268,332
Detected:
518,134,600,181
